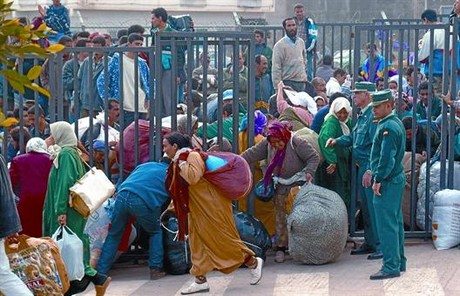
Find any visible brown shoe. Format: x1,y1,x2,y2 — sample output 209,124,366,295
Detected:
150,268,166,280
95,276,111,296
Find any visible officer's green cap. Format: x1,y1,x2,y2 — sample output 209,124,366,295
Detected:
372,89,393,106
352,81,376,93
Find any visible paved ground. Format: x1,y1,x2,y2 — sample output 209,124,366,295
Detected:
79,239,460,296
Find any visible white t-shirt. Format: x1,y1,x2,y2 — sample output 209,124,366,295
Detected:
122,56,147,113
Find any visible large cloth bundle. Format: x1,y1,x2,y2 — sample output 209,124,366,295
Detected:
432,189,460,250
287,184,348,265
72,114,119,144
84,200,112,268
162,215,192,275
203,152,253,200
4,235,70,295
417,161,460,230
179,150,253,200
233,211,272,260
117,120,170,177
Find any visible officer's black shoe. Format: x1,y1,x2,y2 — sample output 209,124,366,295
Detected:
367,251,383,260
350,244,374,255
369,270,400,280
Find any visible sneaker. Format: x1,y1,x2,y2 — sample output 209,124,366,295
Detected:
249,257,264,285
150,268,166,280
181,281,210,295
275,250,285,263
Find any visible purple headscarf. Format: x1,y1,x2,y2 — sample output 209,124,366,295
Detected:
263,121,292,187
239,110,268,136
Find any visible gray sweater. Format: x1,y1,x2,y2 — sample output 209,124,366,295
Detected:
272,36,307,87
241,135,320,178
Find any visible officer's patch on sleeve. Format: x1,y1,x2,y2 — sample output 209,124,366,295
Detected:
383,130,389,136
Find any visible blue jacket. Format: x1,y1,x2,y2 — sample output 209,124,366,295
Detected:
117,161,170,210
0,155,21,238
311,106,329,134
97,53,150,102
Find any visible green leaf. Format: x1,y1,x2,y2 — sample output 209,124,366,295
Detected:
8,77,25,94
47,44,65,53
26,82,50,98
27,65,42,80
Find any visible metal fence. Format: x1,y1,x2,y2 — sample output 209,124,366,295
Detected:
1,21,459,239
351,21,458,238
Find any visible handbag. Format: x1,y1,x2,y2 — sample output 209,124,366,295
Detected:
69,160,115,218
255,178,275,202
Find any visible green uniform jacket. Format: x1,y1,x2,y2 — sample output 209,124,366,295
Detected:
370,114,406,183
336,105,377,170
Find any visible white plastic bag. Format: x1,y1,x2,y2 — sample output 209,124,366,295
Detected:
52,226,85,281
432,189,460,250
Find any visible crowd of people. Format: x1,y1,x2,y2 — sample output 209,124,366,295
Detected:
2,1,460,295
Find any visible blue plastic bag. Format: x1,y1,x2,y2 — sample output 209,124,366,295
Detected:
205,155,228,171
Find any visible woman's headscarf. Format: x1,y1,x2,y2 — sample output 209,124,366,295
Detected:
48,121,78,168
325,97,351,136
177,114,198,135
264,121,292,187
26,137,49,154
50,121,77,147
239,110,268,136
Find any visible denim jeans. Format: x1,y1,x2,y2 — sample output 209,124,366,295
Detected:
97,191,163,274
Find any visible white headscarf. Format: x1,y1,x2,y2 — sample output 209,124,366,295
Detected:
325,97,352,136
48,121,78,168
26,137,49,154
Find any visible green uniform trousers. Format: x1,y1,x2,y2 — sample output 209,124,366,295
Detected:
357,164,380,251
373,173,406,274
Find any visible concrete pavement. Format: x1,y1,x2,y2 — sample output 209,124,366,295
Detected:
78,240,460,296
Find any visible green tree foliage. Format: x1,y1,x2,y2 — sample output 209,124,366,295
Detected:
0,0,64,97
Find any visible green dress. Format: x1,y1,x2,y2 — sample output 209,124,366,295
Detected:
42,147,97,276
317,116,352,208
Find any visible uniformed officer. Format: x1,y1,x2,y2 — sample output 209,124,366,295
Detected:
326,81,382,260
369,89,406,280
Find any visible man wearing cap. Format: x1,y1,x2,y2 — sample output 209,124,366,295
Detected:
369,89,406,280
326,81,382,260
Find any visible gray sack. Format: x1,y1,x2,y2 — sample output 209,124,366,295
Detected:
287,183,348,265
